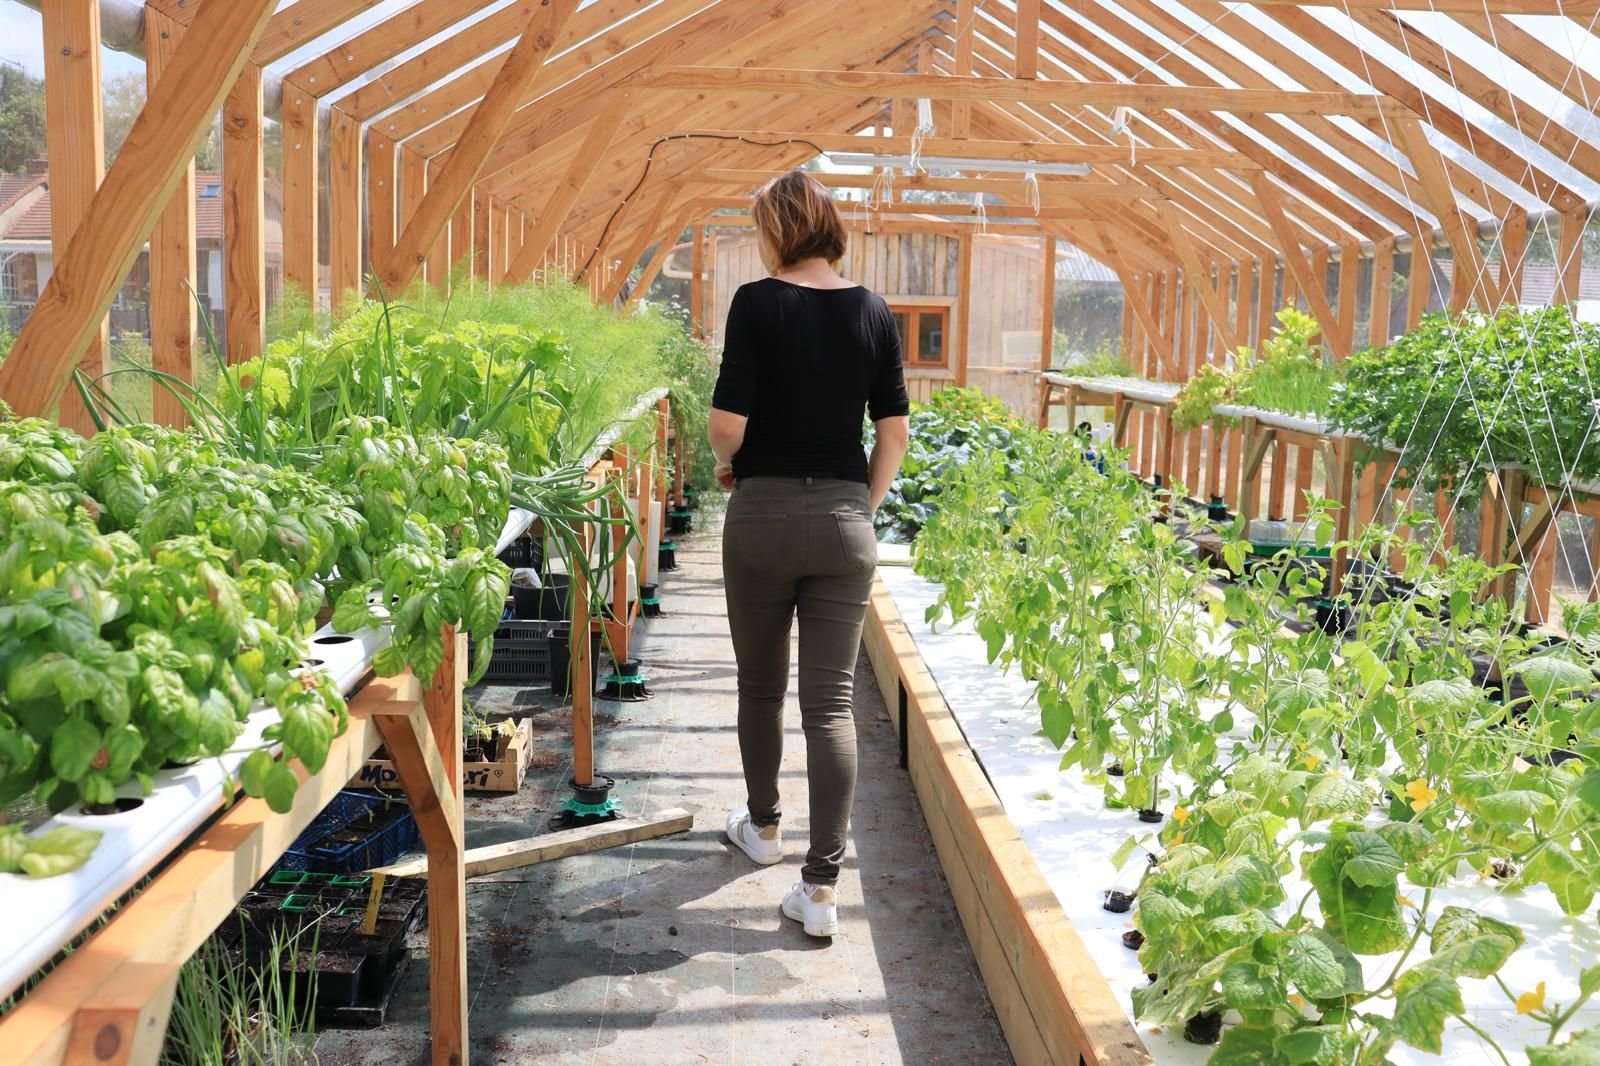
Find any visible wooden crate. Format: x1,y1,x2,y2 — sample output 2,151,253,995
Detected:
350,717,533,794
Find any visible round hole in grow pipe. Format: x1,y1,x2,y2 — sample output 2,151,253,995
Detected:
80,796,144,816
313,635,355,646
298,658,326,669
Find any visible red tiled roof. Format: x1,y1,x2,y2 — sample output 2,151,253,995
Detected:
1,170,232,242
0,173,46,218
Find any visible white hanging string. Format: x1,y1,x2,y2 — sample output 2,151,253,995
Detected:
1023,170,1041,215
973,190,988,234
909,97,935,175
868,167,894,211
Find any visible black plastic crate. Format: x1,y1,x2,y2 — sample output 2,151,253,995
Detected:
277,792,420,875
470,619,557,684
497,534,543,570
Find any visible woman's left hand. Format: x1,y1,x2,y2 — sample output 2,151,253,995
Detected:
715,461,735,490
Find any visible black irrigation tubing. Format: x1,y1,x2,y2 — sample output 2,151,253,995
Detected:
573,134,829,283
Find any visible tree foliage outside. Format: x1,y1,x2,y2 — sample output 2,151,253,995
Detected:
103,73,222,169
0,65,46,174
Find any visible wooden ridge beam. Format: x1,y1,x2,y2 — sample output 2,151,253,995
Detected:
378,0,582,293
660,129,1259,169
629,67,1400,117
0,0,277,419
692,168,1161,199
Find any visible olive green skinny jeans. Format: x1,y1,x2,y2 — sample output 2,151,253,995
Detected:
722,476,878,885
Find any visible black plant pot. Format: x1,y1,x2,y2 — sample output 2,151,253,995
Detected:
1313,598,1352,635
548,623,602,698
600,658,652,702
1206,497,1229,523
640,582,663,618
659,543,678,572
669,511,692,536
1137,808,1165,824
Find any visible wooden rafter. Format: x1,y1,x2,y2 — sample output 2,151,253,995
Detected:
505,97,635,282
1393,117,1502,311
1017,0,1042,79
1251,173,1353,360
1241,0,1599,15
0,0,278,418
378,0,581,293
150,0,390,64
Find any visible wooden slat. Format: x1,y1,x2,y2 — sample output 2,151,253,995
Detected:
631,69,1396,116
41,0,108,434
281,78,320,301
146,9,197,429
1369,236,1394,349
505,95,633,283
373,809,694,879
222,64,266,364
378,0,582,293
1015,0,1041,79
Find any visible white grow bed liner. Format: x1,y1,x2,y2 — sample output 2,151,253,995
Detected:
0,621,389,1002
878,564,1600,1065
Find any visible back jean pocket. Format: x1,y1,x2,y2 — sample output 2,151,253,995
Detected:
833,512,878,573
724,514,788,569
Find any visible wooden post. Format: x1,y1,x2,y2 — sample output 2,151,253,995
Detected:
0,0,276,419
1556,205,1587,306
473,193,492,283
1369,236,1395,349
452,190,476,276
1337,242,1359,357
1038,234,1056,425
328,105,363,311
146,9,197,428
281,78,319,306
1500,208,1528,303
690,225,705,338
367,132,397,291
1407,230,1432,328
41,0,108,434
222,66,266,364
956,232,974,387
401,149,426,286
610,457,631,663
1256,258,1277,354
420,627,468,1066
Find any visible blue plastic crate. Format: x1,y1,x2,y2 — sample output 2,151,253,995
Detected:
277,791,420,875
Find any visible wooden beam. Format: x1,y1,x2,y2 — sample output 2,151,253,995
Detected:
955,233,974,386
601,188,678,304
1039,234,1056,376
1369,236,1395,349
1499,208,1527,303
631,68,1397,117
281,77,320,302
1393,117,1500,311
689,224,705,335
372,809,694,879
1251,173,1351,360
153,0,390,65
378,0,581,293
145,9,196,428
420,628,468,1066
505,97,633,283
1337,242,1360,358
666,129,1258,169
41,0,107,434
222,65,266,364
328,105,363,310
1015,0,1041,79
1159,202,1239,353
1098,227,1179,378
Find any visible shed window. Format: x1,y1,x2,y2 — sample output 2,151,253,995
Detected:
889,305,948,369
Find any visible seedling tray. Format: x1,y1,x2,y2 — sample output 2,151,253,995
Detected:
277,791,419,875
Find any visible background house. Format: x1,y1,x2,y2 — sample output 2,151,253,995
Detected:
0,158,284,354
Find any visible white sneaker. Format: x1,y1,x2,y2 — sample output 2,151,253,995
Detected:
781,881,839,938
725,807,782,866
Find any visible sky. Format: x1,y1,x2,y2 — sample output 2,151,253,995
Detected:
0,3,143,80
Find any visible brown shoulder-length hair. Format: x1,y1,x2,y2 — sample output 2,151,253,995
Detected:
751,170,847,269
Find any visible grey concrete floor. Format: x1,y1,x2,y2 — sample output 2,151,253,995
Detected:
315,517,1011,1066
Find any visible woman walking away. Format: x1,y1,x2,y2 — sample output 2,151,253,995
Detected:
708,170,910,939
